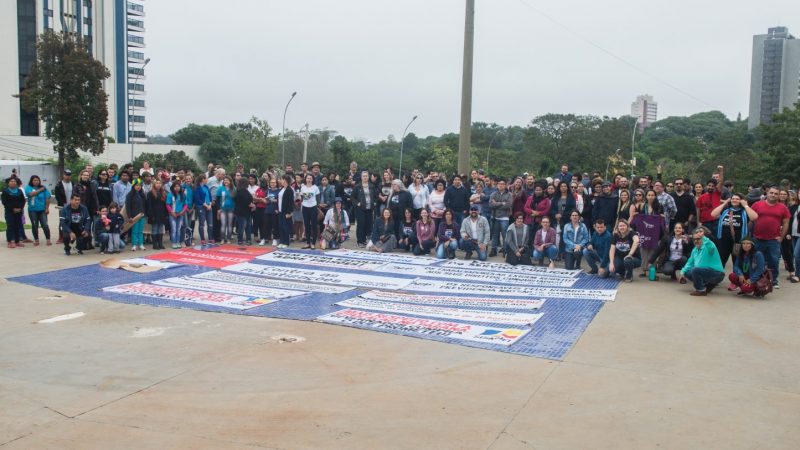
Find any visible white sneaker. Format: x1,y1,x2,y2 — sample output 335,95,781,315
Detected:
139,245,146,251
277,244,287,249
272,239,278,246
258,239,266,246
131,247,136,252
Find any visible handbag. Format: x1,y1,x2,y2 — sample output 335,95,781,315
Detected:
728,210,741,257
321,225,337,242
754,269,773,297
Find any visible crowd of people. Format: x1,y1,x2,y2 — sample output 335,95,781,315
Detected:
3,159,798,297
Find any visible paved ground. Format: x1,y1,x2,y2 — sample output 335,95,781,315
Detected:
1,211,799,449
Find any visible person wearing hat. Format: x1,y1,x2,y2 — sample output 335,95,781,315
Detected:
310,162,322,186
460,204,491,260
728,237,767,296
320,197,350,250
679,227,725,296
53,169,74,244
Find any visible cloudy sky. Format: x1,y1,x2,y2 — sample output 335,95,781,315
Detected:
144,0,797,141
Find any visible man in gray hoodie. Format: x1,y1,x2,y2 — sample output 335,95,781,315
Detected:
489,179,512,257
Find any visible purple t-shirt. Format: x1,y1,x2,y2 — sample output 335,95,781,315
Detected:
630,214,666,250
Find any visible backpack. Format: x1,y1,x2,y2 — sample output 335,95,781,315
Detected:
753,269,773,298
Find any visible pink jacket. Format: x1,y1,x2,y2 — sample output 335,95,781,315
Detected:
533,227,557,252
524,196,551,226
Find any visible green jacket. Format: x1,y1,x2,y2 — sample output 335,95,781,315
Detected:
681,236,724,275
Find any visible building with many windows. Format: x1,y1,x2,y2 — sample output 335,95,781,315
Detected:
630,94,657,130
0,0,148,144
748,27,800,129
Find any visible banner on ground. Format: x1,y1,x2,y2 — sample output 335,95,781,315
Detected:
223,262,415,290
206,245,275,257
192,271,355,294
324,248,438,266
337,297,543,326
358,290,546,310
103,282,274,309
441,259,581,277
403,279,617,301
379,263,577,287
256,251,387,271
153,276,308,299
147,249,252,268
120,258,183,269
317,309,531,346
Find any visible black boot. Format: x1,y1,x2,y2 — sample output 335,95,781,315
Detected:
155,234,164,249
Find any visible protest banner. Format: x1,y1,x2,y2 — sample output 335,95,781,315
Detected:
336,297,543,326
206,245,275,257
223,263,415,290
103,282,274,310
403,279,617,301
256,251,387,271
441,259,580,277
153,276,308,299
192,271,355,294
324,248,438,265
358,290,546,310
147,248,252,268
379,263,577,287
317,309,530,346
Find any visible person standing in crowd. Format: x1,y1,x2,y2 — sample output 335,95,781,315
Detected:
74,169,99,248
320,197,350,250
112,170,132,211
207,169,224,242
413,208,436,256
584,219,611,276
139,161,154,177
506,212,532,266
59,193,91,255
680,227,726,296
777,189,797,284
377,171,393,216
647,222,691,282
193,175,213,245
182,174,195,246
489,179,512,257
551,181,577,256
299,174,320,249
553,164,572,184
166,182,189,249
562,210,589,270
444,175,470,223
653,181,677,226
253,178,268,246
728,237,767,296
750,186,790,288
524,183,551,234
460,204,491,261
436,209,460,259
670,178,695,230
276,174,294,248
428,180,447,230
264,177,281,246
408,174,429,219
353,171,377,248
609,219,641,282
388,180,413,238
696,178,723,233
234,178,254,246
145,179,168,250
370,208,397,253
2,177,26,248
318,175,336,234
631,190,667,278
788,189,800,284
54,169,73,210
510,177,528,220
216,176,235,244
532,216,557,268
710,194,758,269
396,207,417,252
95,170,113,210
591,181,618,229
24,175,52,246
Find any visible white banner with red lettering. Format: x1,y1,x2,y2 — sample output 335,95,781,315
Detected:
103,282,275,310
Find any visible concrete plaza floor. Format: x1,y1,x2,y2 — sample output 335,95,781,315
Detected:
1,212,799,449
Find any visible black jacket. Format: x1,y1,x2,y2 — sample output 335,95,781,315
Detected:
146,191,168,225
54,181,73,207
126,189,147,218
388,190,413,221
74,180,99,216
649,234,692,265
591,194,619,227
278,186,295,215
353,183,378,211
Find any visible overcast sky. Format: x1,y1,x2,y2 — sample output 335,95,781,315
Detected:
144,0,798,141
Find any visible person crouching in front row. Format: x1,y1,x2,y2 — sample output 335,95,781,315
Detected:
679,227,725,296
728,237,768,297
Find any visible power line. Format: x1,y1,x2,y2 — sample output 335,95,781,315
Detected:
516,0,718,109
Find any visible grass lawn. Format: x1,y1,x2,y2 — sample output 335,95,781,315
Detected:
0,222,32,232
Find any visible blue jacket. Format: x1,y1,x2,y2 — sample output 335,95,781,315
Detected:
562,222,589,251
733,251,765,281
371,219,395,243
588,229,612,268
194,184,211,208
216,186,234,211
182,184,194,209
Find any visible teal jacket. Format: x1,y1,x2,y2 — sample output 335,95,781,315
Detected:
681,236,724,275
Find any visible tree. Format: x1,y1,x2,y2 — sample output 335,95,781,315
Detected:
133,150,201,174
759,102,800,181
229,117,278,172
328,135,353,173
18,31,110,174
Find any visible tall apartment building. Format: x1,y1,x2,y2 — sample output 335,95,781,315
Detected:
630,94,657,130
748,27,800,129
0,0,148,143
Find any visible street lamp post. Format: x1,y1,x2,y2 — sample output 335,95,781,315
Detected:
281,92,297,168
129,57,150,163
398,115,418,177
485,130,502,174
630,117,640,178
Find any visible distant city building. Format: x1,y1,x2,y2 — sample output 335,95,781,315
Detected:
748,27,800,129
630,94,657,130
0,0,148,143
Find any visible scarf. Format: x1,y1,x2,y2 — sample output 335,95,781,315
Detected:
716,207,748,240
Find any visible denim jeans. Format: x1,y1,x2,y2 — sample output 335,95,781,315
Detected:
685,267,725,292
533,246,557,263
436,239,458,259
491,218,509,251
794,237,800,278
754,238,780,284
461,239,487,261
196,207,213,241
236,214,252,243
582,248,607,273
28,210,50,241
564,249,583,270
220,210,234,241
278,213,292,245
613,255,641,279
169,215,184,244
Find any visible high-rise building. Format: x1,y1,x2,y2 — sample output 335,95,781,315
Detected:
748,27,800,129
0,0,147,143
630,94,657,130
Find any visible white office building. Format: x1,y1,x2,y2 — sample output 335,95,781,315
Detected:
0,0,148,144
748,27,800,129
630,94,657,130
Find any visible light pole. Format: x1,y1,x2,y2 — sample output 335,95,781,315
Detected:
129,57,150,163
301,123,310,163
485,130,502,174
398,115,418,177
630,117,641,177
457,0,475,175
281,91,297,168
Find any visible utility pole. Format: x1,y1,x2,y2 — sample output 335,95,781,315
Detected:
302,123,310,163
457,0,475,175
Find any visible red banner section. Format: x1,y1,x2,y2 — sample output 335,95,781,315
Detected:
147,248,252,268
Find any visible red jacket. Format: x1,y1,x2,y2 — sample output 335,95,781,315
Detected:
696,191,721,224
